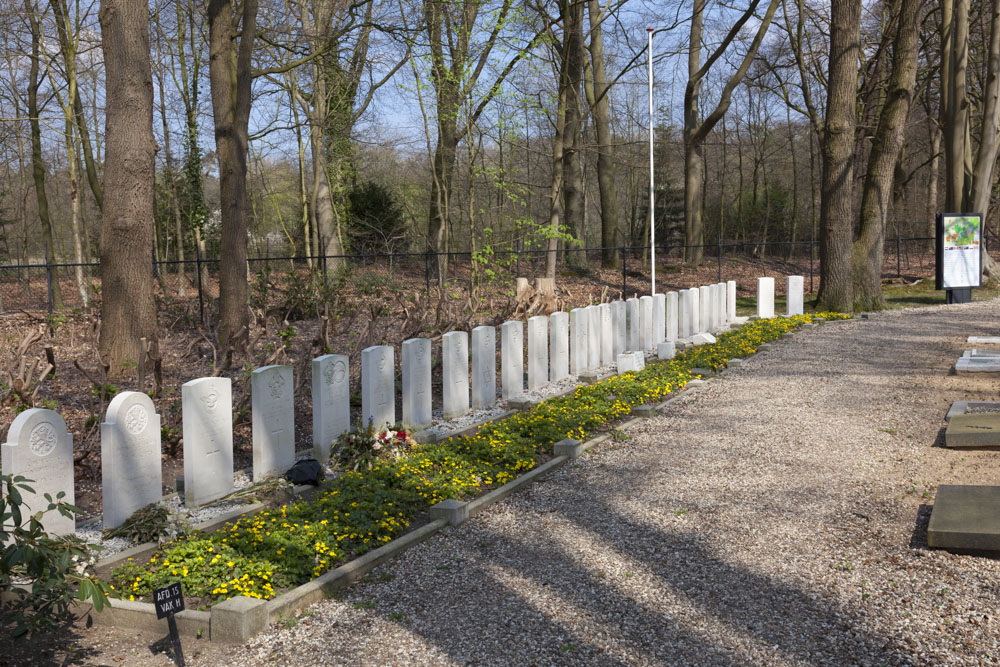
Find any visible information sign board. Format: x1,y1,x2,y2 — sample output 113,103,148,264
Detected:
936,213,983,290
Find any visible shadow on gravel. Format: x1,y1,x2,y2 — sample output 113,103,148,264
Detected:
909,504,932,549
931,426,948,448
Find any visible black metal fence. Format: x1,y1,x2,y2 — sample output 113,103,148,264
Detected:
0,234,956,317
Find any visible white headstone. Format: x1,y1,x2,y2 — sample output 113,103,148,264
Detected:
2,409,74,535
611,301,627,357
652,294,666,346
312,354,350,461
691,287,702,334
727,281,737,322
666,291,679,341
599,304,614,367
787,275,804,316
701,286,714,333
717,283,727,326
550,311,570,381
442,331,469,418
587,306,601,369
401,340,432,429
251,365,295,482
101,392,162,530
527,315,548,390
181,377,233,507
570,308,589,374
657,341,676,359
626,298,640,351
757,277,775,318
473,325,498,408
639,296,653,351
362,345,395,430
633,350,646,371
679,289,693,338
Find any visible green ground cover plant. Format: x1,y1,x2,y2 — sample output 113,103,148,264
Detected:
109,313,848,607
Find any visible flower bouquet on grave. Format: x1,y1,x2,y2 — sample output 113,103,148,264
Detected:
334,420,418,472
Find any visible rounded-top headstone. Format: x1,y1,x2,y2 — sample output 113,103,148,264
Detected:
2,408,75,535
102,391,162,529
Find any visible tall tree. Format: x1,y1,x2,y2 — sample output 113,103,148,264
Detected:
683,0,780,265
585,0,619,267
23,0,63,310
852,0,922,310
815,0,860,311
208,0,257,350
98,0,158,370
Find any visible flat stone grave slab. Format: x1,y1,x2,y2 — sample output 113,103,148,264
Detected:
968,336,1000,344
955,356,1000,373
945,413,1000,448
928,485,1000,552
946,400,1000,422
961,349,1000,358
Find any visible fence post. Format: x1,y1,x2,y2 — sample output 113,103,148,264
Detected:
45,262,53,315
195,241,205,326
515,237,521,279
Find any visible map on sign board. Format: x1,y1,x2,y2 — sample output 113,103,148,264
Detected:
937,213,983,290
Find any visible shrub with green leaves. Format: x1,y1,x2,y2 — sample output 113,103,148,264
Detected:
0,474,109,639
110,313,839,607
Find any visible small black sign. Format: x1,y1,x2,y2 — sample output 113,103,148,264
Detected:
154,582,185,620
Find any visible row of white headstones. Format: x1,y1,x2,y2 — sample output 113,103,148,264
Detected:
0,275,805,536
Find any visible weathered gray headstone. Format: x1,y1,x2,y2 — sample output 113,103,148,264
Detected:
550,311,569,381
473,325,498,409
528,315,548,390
362,345,395,430
587,306,601,369
401,340,432,429
312,354,350,461
570,308,589,374
666,291,679,341
501,322,523,401
599,303,613,367
2,409,74,535
442,331,470,418
626,298,640,352
611,300,627,357
757,277,775,318
251,365,295,482
699,286,711,332
101,392,162,530
181,377,233,507
691,287,701,334
639,296,653,351
652,294,666,346
727,280,737,322
679,289,693,338
787,275,804,316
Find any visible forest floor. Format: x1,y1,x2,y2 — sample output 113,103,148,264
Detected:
4,286,1000,664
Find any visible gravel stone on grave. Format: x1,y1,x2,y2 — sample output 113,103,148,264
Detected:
312,354,351,460
3,408,75,535
181,376,234,507
473,325,498,409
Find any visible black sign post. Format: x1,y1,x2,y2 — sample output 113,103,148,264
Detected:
154,582,186,666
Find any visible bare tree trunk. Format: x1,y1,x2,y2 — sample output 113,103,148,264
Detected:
562,0,586,268
586,0,618,267
98,0,158,371
546,29,570,281
927,117,940,238
852,0,922,310
24,0,63,310
816,0,861,311
786,106,799,260
944,0,970,211
208,0,257,351
154,54,187,296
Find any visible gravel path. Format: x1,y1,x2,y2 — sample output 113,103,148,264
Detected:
33,300,1000,665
